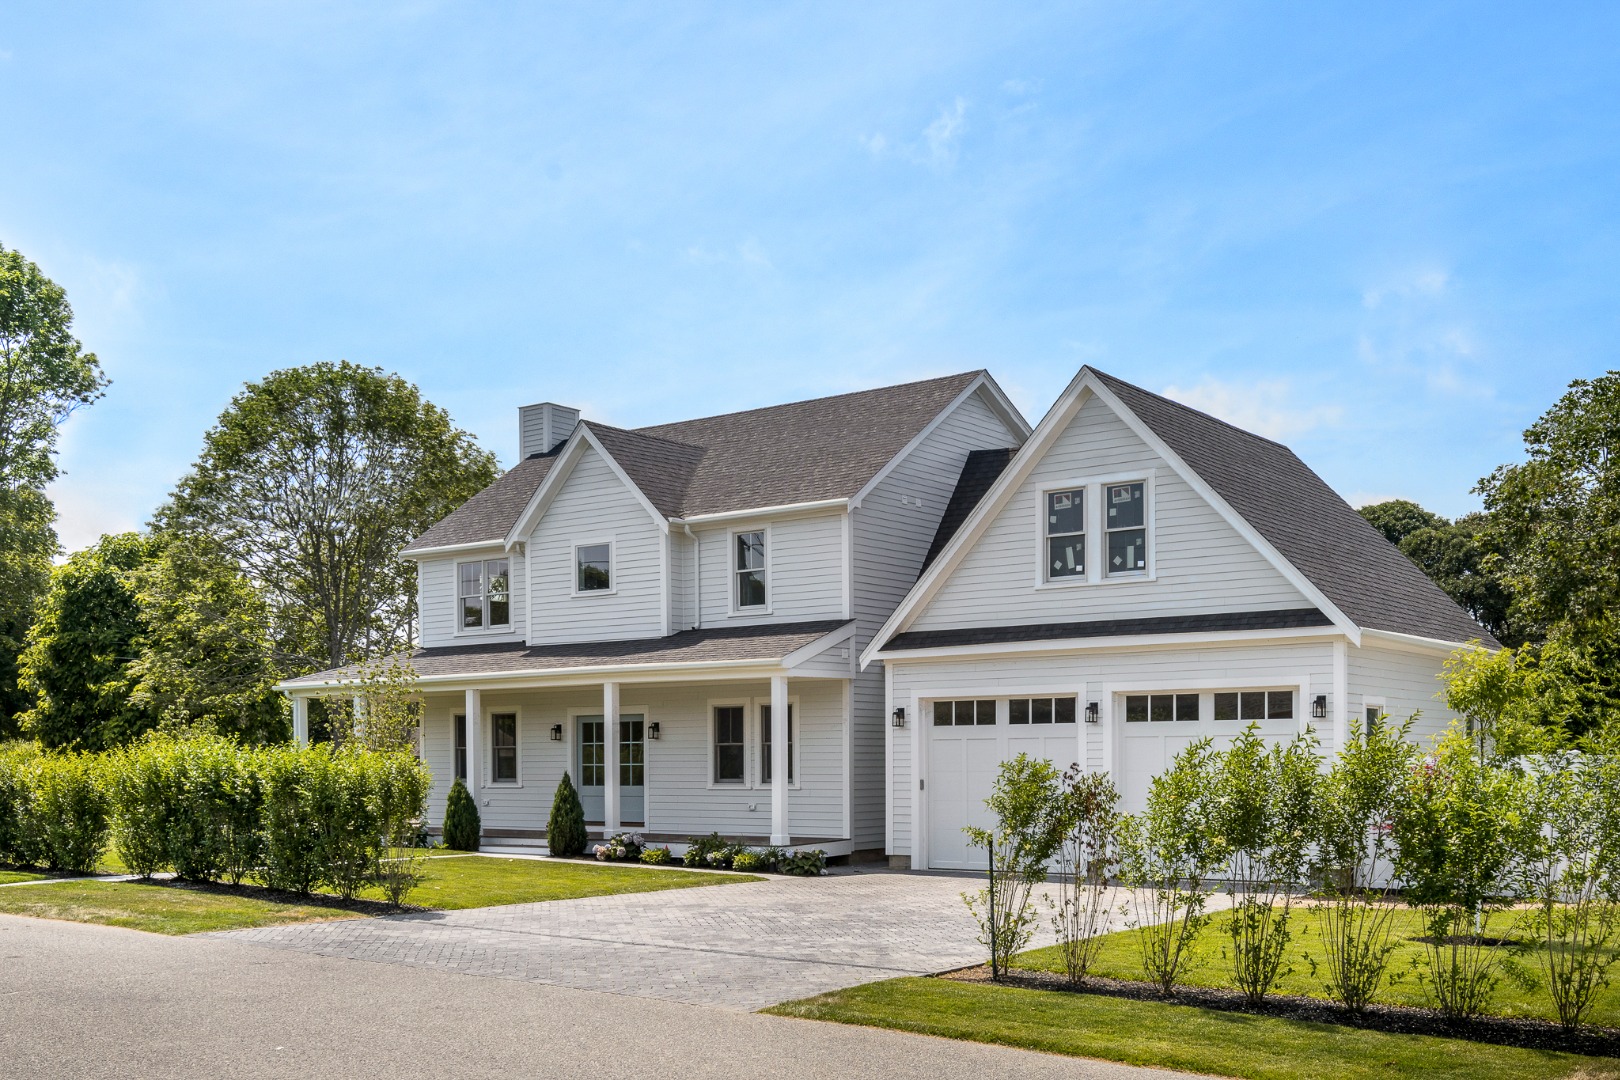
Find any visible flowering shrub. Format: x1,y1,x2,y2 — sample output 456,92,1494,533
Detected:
779,849,828,876
732,851,763,872
639,845,672,865
683,832,730,868
593,832,645,862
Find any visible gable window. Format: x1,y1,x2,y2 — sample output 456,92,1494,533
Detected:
1045,489,1086,580
932,699,996,726
453,714,467,781
576,543,612,592
1105,482,1147,576
458,559,510,629
735,531,767,609
491,713,518,782
713,706,745,784
1010,697,1078,724
1214,690,1294,722
759,703,794,784
1124,693,1201,723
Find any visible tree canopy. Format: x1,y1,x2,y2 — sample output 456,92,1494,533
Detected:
1356,501,1518,646
156,361,496,671
1358,499,1445,547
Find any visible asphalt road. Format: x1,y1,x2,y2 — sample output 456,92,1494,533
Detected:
1,914,1200,1080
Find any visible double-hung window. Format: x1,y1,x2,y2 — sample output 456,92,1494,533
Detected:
1045,488,1086,580
735,531,767,609
576,543,612,592
713,706,745,784
759,703,794,784
491,713,518,782
458,559,510,629
1105,482,1147,576
453,714,467,781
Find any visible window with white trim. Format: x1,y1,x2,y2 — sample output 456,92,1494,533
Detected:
1104,481,1147,576
735,531,767,608
458,559,510,629
932,699,996,726
491,713,518,782
1124,693,1201,723
759,703,794,783
1044,488,1085,581
576,543,611,592
1009,697,1078,724
713,706,745,784
453,714,467,781
1213,690,1294,722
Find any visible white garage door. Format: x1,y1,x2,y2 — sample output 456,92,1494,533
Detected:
926,696,1083,871
1117,688,1301,815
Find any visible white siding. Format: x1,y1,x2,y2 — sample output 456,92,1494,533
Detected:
670,530,696,632
854,388,1024,851
693,512,846,626
524,445,666,644
885,639,1337,860
416,548,528,649
910,392,1310,632
1348,643,1458,746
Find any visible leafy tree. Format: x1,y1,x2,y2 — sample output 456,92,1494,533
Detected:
1358,499,1445,546
18,533,157,751
1477,371,1620,649
156,361,497,672
125,534,287,744
1444,636,1620,753
963,753,1063,979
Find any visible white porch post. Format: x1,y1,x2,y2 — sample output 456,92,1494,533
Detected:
464,688,482,805
291,696,309,746
603,681,621,833
352,695,366,744
770,674,790,847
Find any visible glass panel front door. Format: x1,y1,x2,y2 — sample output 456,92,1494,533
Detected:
576,715,645,825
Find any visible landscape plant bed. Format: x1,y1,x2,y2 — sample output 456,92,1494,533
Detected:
941,964,1620,1058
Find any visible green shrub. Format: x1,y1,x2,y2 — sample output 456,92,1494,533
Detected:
731,851,762,872
443,776,480,852
260,746,330,894
640,845,672,865
373,751,432,905
963,754,1063,979
105,738,172,877
545,772,585,857
32,751,110,873
779,849,827,876
0,742,44,867
684,832,730,868
318,750,381,900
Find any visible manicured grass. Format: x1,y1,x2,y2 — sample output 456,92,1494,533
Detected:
359,854,754,909
0,868,51,885
1014,906,1620,1027
769,978,1620,1080
0,879,368,935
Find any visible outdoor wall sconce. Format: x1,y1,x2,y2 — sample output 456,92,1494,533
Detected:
891,707,906,728
549,724,563,741
1084,701,1100,724
648,722,661,740
1311,695,1328,719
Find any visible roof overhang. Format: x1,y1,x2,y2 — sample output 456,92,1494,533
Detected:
671,498,849,527
1360,628,1492,656
398,538,509,560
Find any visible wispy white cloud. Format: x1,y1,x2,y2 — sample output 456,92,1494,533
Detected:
1159,376,1343,440
684,236,773,270
860,96,969,168
1356,264,1492,399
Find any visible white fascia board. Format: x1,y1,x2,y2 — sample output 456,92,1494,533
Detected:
398,539,508,560
672,498,848,526
849,374,1032,511
780,620,859,668
503,424,671,548
1361,627,1489,655
275,657,836,695
868,624,1349,664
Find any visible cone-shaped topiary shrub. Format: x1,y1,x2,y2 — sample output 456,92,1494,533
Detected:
442,776,481,851
547,772,588,857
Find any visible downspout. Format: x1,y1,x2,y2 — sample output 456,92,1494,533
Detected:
682,522,701,629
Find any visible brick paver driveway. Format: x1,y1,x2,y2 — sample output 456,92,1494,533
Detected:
217,865,1064,1011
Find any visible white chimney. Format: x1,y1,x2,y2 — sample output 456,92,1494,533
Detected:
518,403,579,458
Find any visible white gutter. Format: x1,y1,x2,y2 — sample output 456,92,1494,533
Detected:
398,538,506,559
670,498,849,526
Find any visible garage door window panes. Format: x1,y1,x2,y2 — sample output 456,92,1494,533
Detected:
1009,697,1077,724
1124,693,1200,722
933,700,995,726
1213,690,1294,721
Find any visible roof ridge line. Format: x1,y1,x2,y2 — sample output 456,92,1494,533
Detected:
633,370,985,433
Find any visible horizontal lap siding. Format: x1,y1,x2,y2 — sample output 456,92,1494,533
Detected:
526,446,665,644
694,512,845,626
910,393,1309,632
885,640,1336,857
855,390,1023,851
416,549,528,649
1348,644,1457,745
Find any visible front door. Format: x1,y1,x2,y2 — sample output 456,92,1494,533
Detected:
577,715,646,826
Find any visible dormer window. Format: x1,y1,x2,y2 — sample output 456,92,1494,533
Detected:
576,543,612,592
458,559,510,629
1045,489,1085,580
734,530,767,609
1105,482,1147,576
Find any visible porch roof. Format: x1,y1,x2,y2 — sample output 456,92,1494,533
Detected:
279,619,854,692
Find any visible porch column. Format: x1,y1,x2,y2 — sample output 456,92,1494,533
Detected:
603,681,621,833
770,674,790,847
352,695,366,744
291,696,309,746
464,688,481,804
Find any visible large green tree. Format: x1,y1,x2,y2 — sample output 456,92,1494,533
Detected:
1357,501,1518,645
18,532,156,751
156,362,496,671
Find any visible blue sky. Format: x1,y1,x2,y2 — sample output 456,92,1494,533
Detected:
3,3,1616,553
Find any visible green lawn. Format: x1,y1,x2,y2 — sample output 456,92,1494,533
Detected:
1014,906,1620,1027
0,854,754,935
769,978,1620,1080
358,854,753,909
0,868,51,885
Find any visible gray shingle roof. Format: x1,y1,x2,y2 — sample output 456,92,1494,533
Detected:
884,608,1334,652
404,371,985,552
283,619,854,687
921,447,1017,573
1092,369,1496,646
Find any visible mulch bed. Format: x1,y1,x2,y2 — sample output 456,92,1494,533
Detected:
940,964,1620,1057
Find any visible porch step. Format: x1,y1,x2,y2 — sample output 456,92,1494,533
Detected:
478,839,551,857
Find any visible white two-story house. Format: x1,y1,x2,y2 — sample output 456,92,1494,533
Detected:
863,367,1496,869
281,372,1030,858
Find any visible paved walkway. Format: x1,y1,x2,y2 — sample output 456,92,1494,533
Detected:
215,866,1107,1011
